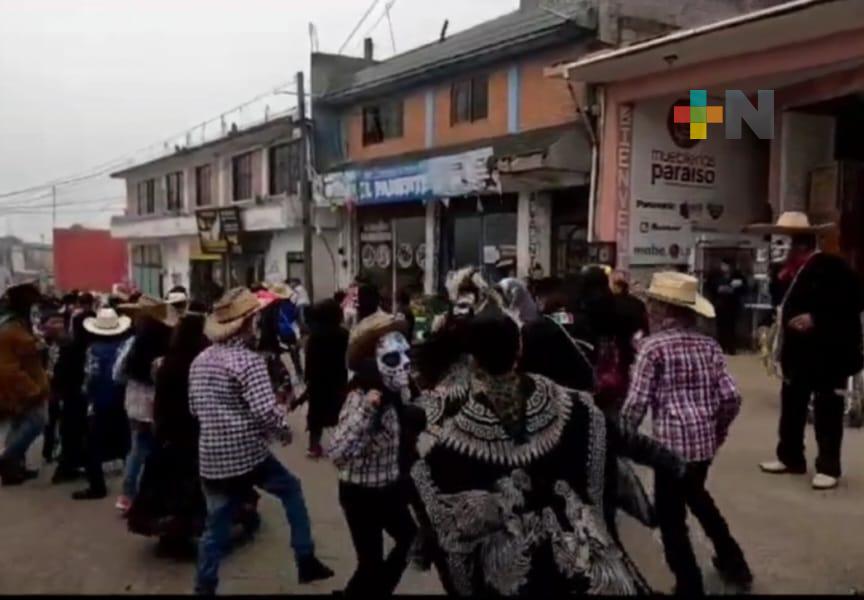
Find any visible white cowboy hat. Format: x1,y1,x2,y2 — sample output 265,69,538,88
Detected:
83,308,132,336
204,287,267,343
644,271,716,319
744,211,836,235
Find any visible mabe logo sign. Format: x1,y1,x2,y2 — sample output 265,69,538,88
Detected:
672,89,774,141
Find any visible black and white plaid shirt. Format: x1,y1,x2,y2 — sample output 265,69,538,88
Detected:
189,337,292,479
328,390,400,488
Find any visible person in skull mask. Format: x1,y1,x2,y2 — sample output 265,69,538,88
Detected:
328,312,419,597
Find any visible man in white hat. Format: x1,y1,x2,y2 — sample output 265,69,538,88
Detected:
621,271,751,595
749,213,863,490
188,288,332,594
0,281,49,486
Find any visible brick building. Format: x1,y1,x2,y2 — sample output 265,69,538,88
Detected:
53,226,128,293
312,0,785,303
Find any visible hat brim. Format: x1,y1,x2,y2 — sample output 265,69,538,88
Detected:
2,279,40,298
743,222,836,235
83,315,133,336
645,290,716,319
347,318,410,371
204,298,267,343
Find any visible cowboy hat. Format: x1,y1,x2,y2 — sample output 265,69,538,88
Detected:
84,308,132,336
117,294,178,326
165,291,189,306
266,282,297,301
205,287,267,343
644,271,715,319
1,278,40,299
347,311,409,371
744,211,836,235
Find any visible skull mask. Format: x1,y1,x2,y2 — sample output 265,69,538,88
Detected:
453,292,477,318
376,331,411,393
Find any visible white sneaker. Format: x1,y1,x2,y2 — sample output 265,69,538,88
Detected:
759,460,795,474
812,473,839,490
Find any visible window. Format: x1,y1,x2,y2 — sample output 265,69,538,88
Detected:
232,152,254,201
166,171,184,211
131,244,163,298
136,179,156,215
362,100,404,146
451,76,489,124
269,142,302,195
196,164,212,206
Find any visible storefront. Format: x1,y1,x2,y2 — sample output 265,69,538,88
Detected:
551,0,864,285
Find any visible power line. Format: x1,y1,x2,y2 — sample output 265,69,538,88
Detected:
1,195,125,212
385,0,397,54
0,83,301,201
338,0,382,54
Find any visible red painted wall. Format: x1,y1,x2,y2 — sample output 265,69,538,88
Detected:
53,228,129,293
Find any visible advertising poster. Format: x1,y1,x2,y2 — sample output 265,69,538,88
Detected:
628,96,765,265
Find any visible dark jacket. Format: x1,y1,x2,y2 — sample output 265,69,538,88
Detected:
780,253,863,385
84,338,127,412
0,313,49,417
304,325,349,430
519,317,594,392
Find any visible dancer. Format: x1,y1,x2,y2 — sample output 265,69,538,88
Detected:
72,308,132,500
750,213,864,490
329,312,417,597
189,288,332,594
622,271,751,594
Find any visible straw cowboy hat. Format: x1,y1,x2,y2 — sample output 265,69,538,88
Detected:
266,282,297,301
84,308,132,336
205,287,267,343
744,211,837,235
117,294,178,326
165,291,189,306
347,311,409,371
644,271,716,319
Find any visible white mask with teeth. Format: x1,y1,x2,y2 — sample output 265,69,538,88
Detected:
453,292,478,317
376,331,411,393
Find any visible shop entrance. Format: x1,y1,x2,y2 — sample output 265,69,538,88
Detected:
440,194,518,286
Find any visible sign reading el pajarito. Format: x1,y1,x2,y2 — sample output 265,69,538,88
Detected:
627,97,765,266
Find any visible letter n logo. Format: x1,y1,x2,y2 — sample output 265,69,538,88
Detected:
725,90,774,139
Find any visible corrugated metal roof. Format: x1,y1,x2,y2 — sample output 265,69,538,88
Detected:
321,5,594,102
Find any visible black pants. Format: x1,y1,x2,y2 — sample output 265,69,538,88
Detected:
56,391,87,474
777,378,846,477
42,392,61,462
83,410,112,494
655,461,748,595
339,481,417,597
716,305,738,355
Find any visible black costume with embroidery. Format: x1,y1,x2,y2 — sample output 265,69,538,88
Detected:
412,373,650,596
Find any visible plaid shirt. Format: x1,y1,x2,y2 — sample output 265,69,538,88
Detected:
189,338,292,479
621,327,741,462
328,390,400,488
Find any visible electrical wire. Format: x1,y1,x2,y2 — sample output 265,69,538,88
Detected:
338,0,382,54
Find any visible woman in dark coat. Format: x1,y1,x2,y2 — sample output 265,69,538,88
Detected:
302,299,349,458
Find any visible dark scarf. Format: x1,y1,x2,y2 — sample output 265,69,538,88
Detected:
470,369,527,441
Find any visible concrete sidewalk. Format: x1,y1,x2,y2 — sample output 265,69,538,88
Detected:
1,355,863,594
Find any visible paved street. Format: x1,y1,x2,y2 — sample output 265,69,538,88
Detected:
2,355,864,595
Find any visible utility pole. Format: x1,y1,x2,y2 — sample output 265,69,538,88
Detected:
297,70,315,301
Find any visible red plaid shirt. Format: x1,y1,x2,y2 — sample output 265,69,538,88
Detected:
621,327,741,462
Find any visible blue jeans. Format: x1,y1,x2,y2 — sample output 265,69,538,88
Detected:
2,405,47,465
195,453,314,594
122,421,154,498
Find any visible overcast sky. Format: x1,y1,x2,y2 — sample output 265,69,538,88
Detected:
0,0,519,242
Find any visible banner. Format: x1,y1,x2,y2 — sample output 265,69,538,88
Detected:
319,147,499,207
196,207,243,255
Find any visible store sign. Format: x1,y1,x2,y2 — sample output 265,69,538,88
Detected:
196,207,243,255
672,89,774,141
627,97,765,266
319,148,499,206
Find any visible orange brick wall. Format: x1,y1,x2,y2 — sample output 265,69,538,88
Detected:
340,45,584,163
346,91,427,162
519,51,583,130
434,69,509,147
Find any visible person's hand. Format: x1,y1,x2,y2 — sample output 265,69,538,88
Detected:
789,313,814,332
366,390,382,408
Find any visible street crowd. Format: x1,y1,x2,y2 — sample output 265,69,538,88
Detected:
0,211,861,596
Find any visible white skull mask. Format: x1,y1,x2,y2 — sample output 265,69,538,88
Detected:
453,292,477,317
376,331,411,393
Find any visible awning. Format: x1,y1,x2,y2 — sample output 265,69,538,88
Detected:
545,0,864,84
495,127,591,191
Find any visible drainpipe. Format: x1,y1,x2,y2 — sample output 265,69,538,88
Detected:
569,80,602,243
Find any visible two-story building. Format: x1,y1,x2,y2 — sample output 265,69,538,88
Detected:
312,0,784,304
111,115,342,302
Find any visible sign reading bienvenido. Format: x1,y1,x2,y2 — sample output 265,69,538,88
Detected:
197,206,243,255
